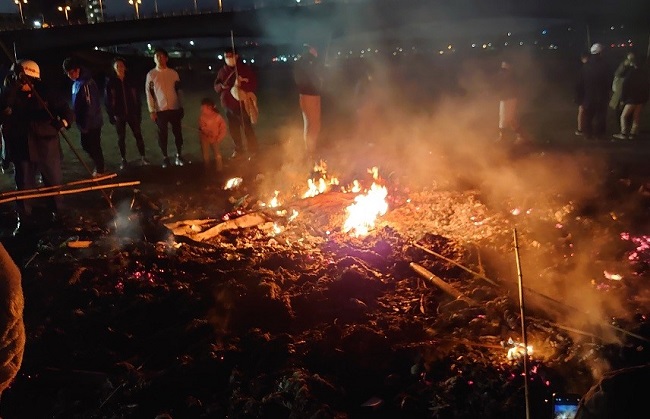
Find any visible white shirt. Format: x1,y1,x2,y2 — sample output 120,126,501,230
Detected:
145,67,182,112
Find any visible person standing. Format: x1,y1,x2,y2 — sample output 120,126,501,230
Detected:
293,44,324,161
609,52,635,131
496,60,523,142
62,57,105,176
145,48,185,168
214,48,258,159
105,57,149,169
198,97,227,173
579,43,611,140
612,61,649,140
574,52,589,136
0,59,73,228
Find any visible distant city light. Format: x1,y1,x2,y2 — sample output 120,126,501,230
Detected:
471,43,476,48
147,43,152,49
189,40,195,46
208,65,212,70
242,59,246,63
217,54,223,60
507,32,511,36
542,29,547,35
33,20,41,28
251,59,255,63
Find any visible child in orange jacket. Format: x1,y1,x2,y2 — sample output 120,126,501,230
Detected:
198,97,227,171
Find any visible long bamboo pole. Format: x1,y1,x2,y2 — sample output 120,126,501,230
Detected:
413,241,650,344
0,173,117,199
0,181,140,204
513,229,530,419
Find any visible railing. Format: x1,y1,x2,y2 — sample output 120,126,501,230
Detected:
0,0,361,31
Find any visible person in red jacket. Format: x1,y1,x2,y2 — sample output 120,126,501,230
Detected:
213,48,258,159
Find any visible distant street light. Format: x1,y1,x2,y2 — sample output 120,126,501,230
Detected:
129,0,142,19
58,5,71,22
14,0,27,24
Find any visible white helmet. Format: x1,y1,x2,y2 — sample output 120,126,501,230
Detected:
16,59,40,80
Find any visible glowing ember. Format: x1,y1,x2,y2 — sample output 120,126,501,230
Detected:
224,177,243,190
343,182,388,237
603,270,623,281
620,232,650,262
505,338,533,360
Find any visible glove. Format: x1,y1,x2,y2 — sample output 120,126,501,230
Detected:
179,108,185,119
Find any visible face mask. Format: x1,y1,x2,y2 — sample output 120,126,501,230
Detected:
225,58,236,67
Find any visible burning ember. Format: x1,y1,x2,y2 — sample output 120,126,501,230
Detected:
505,337,533,361
343,167,388,237
224,177,243,190
603,270,623,281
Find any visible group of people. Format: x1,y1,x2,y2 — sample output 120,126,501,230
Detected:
575,43,649,141
0,43,324,230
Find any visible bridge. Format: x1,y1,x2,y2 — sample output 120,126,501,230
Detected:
0,0,648,54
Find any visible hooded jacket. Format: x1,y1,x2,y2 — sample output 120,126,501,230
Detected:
70,67,103,132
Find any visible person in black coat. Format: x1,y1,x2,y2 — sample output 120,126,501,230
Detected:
0,59,73,227
578,44,611,140
105,57,149,169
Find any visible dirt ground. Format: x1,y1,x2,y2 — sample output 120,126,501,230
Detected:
0,56,650,418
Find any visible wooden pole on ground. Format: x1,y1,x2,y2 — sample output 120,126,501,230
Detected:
513,229,530,419
0,181,140,205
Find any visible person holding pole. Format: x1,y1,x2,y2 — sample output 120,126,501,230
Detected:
214,48,258,160
0,59,73,231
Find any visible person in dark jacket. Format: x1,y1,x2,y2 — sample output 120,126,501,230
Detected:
293,44,324,161
214,48,258,159
613,61,649,140
105,57,149,169
63,57,105,175
0,59,73,228
579,44,611,140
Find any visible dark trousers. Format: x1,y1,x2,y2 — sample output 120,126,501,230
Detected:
226,109,258,154
155,109,183,158
583,102,607,139
115,116,146,159
14,139,63,217
80,127,105,172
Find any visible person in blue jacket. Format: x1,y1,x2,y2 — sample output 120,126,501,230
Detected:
63,57,105,176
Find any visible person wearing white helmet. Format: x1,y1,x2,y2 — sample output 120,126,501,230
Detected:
577,43,611,140
0,58,73,233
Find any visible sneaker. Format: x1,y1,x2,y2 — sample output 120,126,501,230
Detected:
174,155,186,166
119,159,128,170
574,130,583,136
161,157,171,168
140,156,151,166
612,133,628,140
